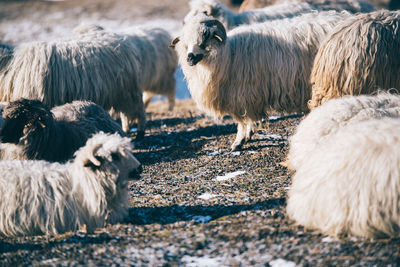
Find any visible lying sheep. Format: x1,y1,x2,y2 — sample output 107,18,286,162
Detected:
0,99,126,162
287,93,400,170
0,132,142,237
308,10,400,110
173,12,350,150
239,0,374,13
186,0,372,30
74,24,178,111
0,31,146,136
287,117,400,238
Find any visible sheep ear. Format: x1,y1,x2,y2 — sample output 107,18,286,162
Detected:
169,37,180,48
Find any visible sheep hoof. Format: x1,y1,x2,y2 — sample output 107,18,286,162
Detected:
136,131,145,140
230,142,243,151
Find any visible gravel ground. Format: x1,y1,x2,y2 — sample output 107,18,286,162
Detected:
1,1,400,266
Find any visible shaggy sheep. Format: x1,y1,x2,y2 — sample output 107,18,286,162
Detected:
0,98,126,162
0,31,146,136
308,10,400,110
287,117,400,238
287,92,400,170
173,12,350,150
238,0,374,13
185,0,318,30
0,132,142,237
74,24,178,111
185,0,372,30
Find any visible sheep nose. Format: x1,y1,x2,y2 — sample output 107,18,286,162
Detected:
129,164,143,180
187,53,204,66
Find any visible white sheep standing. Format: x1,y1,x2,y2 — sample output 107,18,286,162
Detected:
0,132,142,237
0,98,126,162
74,24,178,111
173,11,350,150
0,30,146,136
308,10,400,110
287,117,400,238
287,92,400,170
185,0,373,30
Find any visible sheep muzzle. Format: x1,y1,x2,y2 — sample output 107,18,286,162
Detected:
187,52,204,66
128,164,142,180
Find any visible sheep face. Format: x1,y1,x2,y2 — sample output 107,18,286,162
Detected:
0,98,52,144
177,16,227,66
80,133,142,186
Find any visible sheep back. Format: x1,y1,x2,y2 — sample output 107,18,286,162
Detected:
309,10,400,109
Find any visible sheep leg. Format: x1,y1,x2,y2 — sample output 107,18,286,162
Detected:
120,113,131,133
231,122,246,151
135,107,146,140
143,92,153,109
245,122,255,142
167,90,176,111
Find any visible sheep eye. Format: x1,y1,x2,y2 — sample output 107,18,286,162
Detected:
111,153,120,161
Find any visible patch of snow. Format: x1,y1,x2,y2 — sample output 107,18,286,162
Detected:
129,128,138,133
322,236,334,243
269,115,282,120
270,259,297,267
207,151,220,156
284,186,291,190
191,215,212,224
181,256,223,267
198,193,218,200
215,171,246,181
230,151,241,156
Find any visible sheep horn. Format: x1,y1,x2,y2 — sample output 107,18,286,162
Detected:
214,34,223,42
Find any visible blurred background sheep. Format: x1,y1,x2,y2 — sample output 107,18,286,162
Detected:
74,24,178,112
308,10,400,110
287,117,400,238
0,31,146,137
185,0,374,30
0,132,142,237
0,99,126,162
239,0,377,12
287,92,400,171
173,11,350,150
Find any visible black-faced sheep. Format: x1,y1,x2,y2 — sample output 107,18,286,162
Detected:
173,12,350,150
186,0,373,30
0,31,146,136
287,117,400,238
308,10,400,110
0,132,142,237
74,24,178,112
287,93,400,170
0,99,126,162
238,0,375,13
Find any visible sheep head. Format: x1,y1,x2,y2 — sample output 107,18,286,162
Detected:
80,132,142,183
0,98,53,144
175,15,227,66
185,0,226,24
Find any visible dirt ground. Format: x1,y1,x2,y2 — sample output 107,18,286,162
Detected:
0,0,400,266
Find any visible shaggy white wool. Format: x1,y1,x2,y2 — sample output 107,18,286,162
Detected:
175,11,350,150
0,132,141,237
287,117,400,238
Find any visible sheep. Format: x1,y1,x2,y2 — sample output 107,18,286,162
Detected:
185,0,319,30
238,0,375,13
308,10,400,110
0,31,146,137
287,92,400,171
0,98,126,162
74,24,178,111
0,132,142,237
287,117,400,238
172,11,350,150
185,0,373,30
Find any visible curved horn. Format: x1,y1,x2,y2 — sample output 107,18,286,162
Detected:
201,19,227,43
